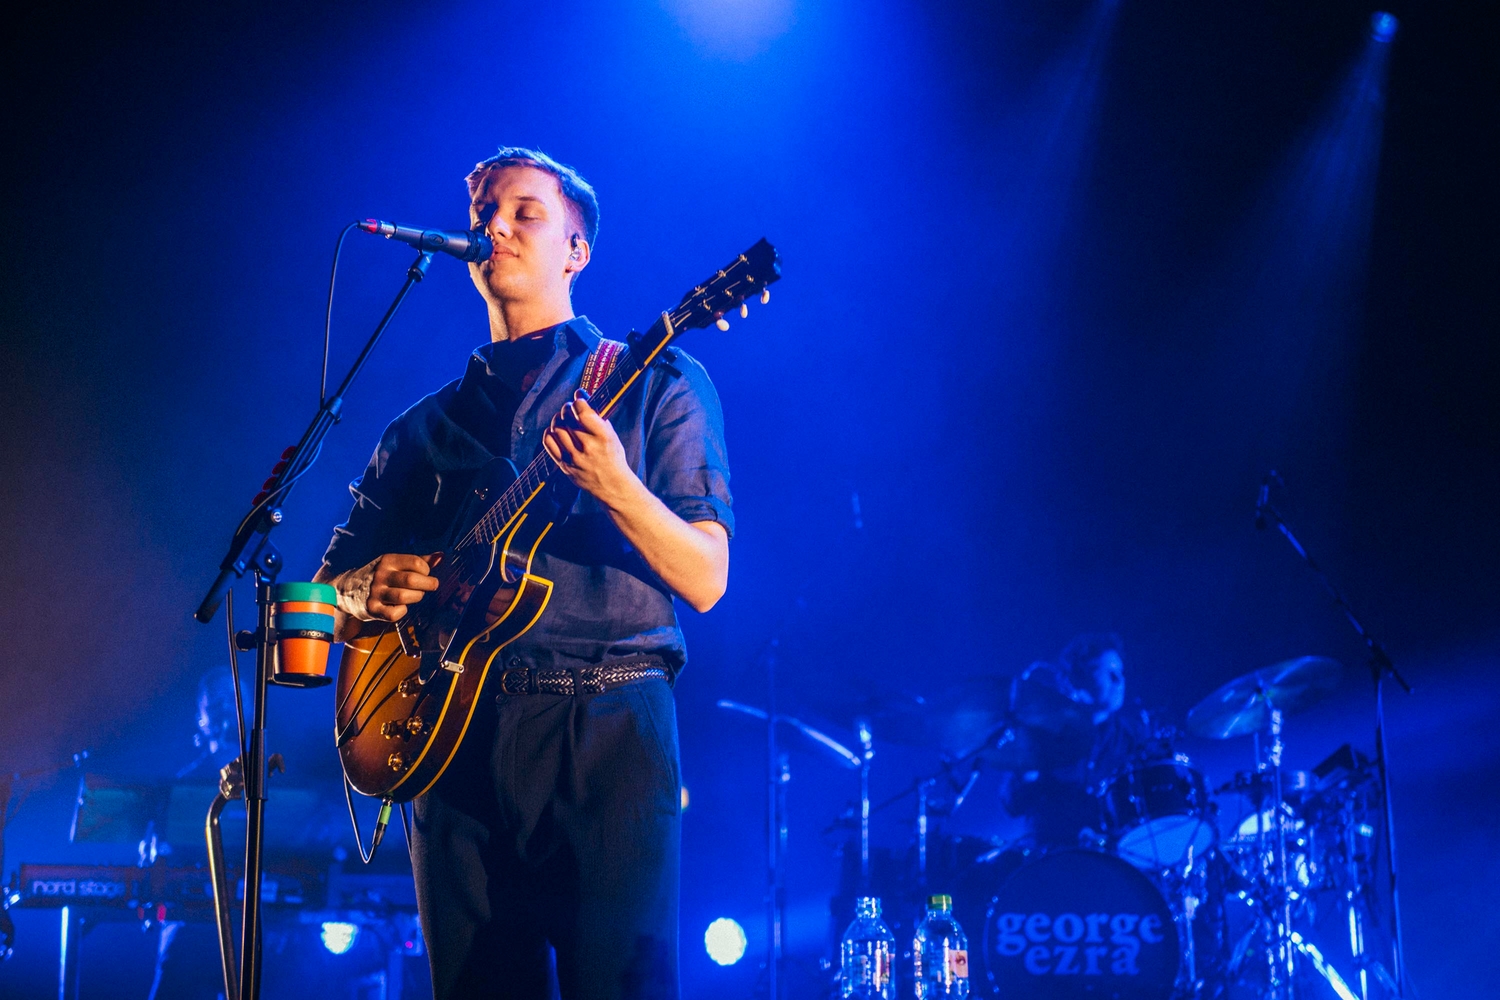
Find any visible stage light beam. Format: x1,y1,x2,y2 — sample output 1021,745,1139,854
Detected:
704,917,747,966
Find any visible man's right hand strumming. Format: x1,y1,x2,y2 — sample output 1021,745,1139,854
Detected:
316,553,439,643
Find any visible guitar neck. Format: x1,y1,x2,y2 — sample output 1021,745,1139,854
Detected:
454,313,679,557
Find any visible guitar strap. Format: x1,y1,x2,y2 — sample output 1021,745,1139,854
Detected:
580,338,625,397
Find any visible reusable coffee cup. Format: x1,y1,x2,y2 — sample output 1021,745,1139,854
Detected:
273,582,337,687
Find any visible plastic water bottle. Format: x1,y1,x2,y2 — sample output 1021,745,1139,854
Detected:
839,895,896,999
913,894,969,998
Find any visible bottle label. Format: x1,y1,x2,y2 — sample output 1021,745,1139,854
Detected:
947,948,969,980
852,949,892,986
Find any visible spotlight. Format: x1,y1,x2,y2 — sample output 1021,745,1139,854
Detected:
1370,12,1398,43
320,921,360,955
704,918,747,966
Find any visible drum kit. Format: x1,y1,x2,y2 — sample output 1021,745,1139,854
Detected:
725,653,1398,1000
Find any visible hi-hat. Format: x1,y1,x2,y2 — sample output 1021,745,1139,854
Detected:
1186,656,1343,739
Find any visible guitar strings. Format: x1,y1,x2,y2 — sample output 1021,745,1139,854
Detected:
450,262,752,554
335,257,767,798
334,641,414,743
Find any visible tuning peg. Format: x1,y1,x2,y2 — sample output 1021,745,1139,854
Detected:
739,302,748,319
715,317,730,331
760,288,771,305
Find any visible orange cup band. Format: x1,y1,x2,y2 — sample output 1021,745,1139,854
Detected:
278,600,338,615
277,636,331,676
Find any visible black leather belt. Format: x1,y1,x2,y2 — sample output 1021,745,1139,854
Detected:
495,657,667,697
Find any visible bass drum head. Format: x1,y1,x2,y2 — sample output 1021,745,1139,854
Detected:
980,850,1179,999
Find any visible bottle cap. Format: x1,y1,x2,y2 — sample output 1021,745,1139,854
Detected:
855,895,882,916
927,894,952,911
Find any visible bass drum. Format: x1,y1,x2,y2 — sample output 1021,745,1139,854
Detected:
978,850,1180,999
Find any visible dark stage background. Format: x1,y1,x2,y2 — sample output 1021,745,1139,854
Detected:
2,0,1497,997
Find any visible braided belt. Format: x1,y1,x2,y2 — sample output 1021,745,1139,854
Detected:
496,660,667,697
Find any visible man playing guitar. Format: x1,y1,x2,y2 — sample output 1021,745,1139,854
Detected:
316,147,733,1000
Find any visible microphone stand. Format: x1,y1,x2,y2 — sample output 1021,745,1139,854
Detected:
862,720,1012,846
0,750,90,963
763,637,786,1000
192,249,433,1000
1257,482,1411,997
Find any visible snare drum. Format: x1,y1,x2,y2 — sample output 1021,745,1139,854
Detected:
1103,758,1216,870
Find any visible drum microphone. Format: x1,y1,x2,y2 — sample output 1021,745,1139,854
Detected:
357,219,494,263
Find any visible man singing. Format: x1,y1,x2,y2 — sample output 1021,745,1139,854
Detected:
316,147,732,999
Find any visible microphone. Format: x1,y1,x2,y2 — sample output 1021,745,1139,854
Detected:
358,219,493,263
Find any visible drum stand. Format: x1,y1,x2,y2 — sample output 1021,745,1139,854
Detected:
1159,854,1212,998
1231,706,1318,1000
1256,708,1298,1000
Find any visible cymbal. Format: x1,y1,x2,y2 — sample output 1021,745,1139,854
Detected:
967,726,1041,772
1009,674,1091,733
925,676,1013,753
1186,656,1343,739
819,690,933,746
816,676,1011,750
715,700,862,770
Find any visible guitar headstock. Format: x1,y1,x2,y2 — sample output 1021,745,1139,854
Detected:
670,238,783,333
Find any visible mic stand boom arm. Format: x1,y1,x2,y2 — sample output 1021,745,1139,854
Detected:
191,249,433,1000
195,249,433,624
1257,492,1410,997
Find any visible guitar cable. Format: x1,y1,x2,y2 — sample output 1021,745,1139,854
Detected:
215,221,417,867
320,222,357,410
342,778,408,865
227,220,355,547
224,588,248,769
322,221,402,865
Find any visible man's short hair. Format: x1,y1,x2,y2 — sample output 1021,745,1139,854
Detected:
1059,632,1124,687
465,146,600,250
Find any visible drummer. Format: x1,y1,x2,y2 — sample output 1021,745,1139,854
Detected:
1002,633,1153,850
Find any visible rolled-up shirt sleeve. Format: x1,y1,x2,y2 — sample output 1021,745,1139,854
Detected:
642,350,734,539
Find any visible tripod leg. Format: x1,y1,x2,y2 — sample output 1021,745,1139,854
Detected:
59,906,82,1000
207,790,240,1000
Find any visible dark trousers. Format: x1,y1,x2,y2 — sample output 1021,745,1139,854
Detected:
412,674,682,1000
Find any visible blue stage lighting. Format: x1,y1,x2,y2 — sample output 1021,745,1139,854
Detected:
1370,12,1398,43
320,921,360,955
704,917,747,966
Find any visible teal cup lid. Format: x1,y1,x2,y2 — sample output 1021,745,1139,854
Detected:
274,582,338,605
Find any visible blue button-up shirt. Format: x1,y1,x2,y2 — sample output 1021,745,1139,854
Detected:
321,316,733,678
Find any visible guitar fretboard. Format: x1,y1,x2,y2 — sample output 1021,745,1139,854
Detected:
446,241,773,572
450,319,667,561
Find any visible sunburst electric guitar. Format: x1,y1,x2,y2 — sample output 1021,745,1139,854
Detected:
335,239,781,803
